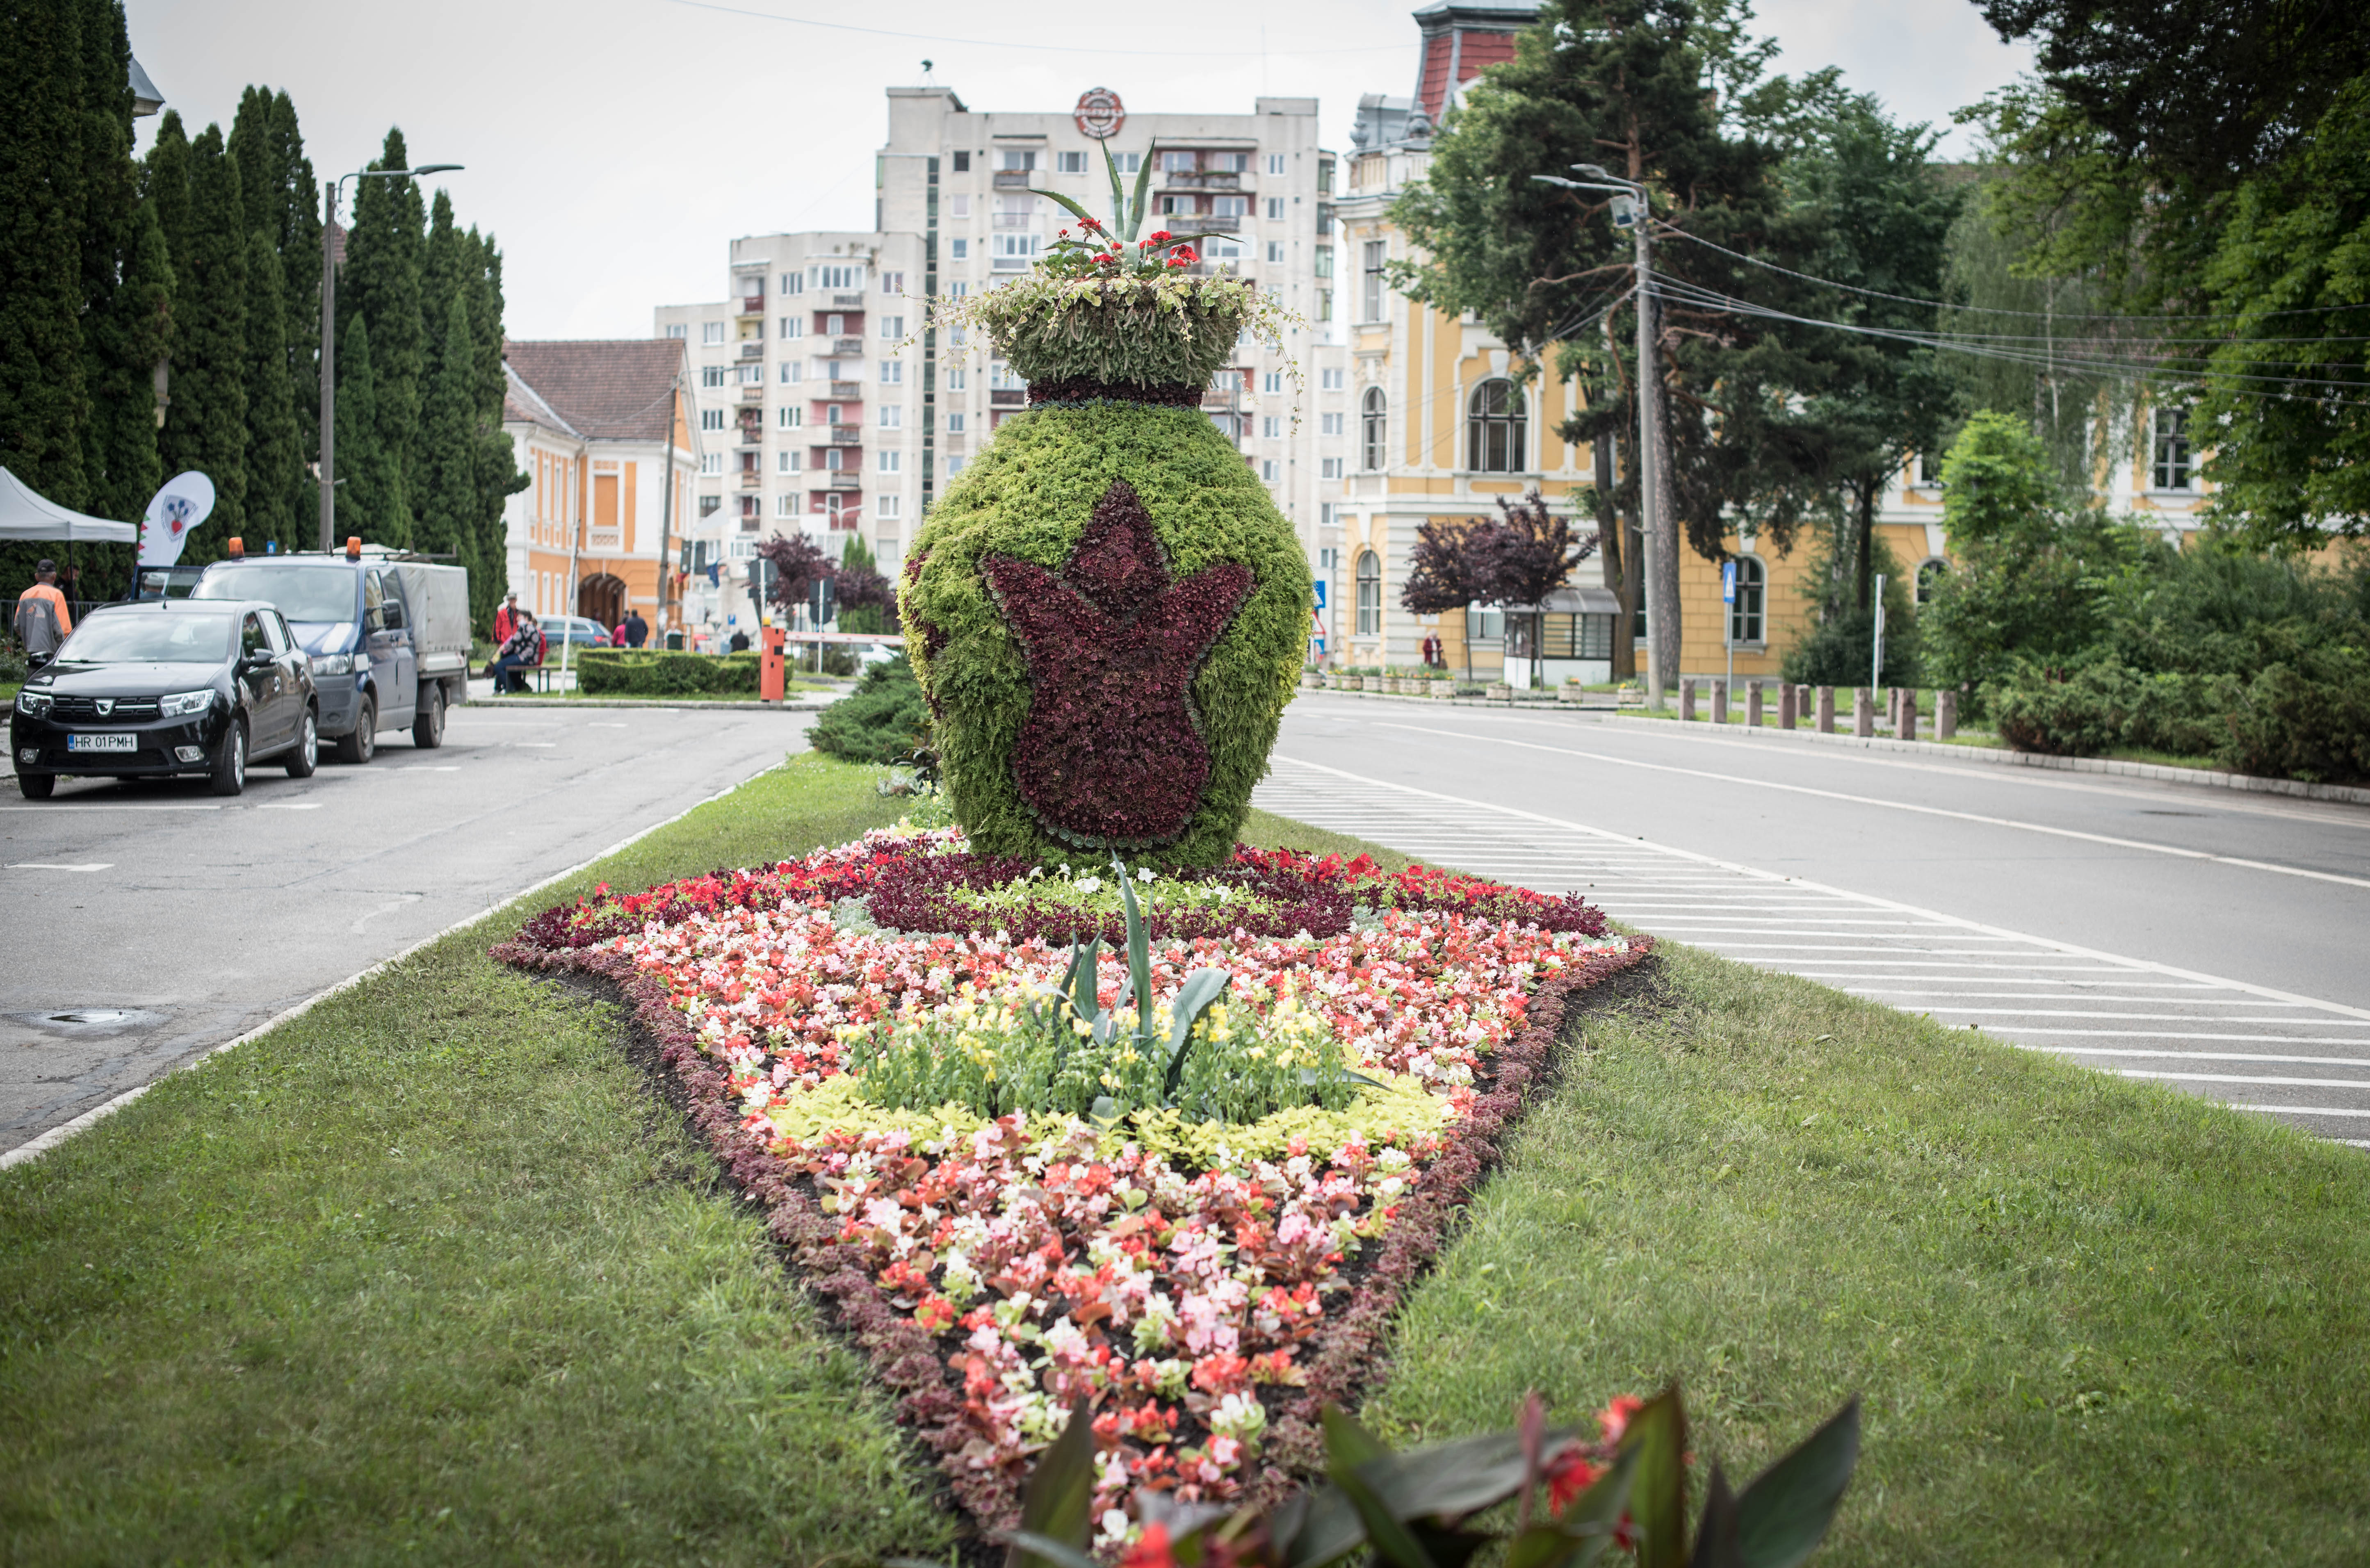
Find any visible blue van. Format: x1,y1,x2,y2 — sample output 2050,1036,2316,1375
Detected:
190,547,470,763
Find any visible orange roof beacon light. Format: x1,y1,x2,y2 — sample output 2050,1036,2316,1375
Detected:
226,537,245,558
345,536,362,560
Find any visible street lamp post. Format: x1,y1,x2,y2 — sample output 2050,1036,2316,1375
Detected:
320,162,463,552
1532,164,1672,709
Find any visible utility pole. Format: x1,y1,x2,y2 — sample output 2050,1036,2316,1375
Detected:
1533,164,1674,707
319,161,464,552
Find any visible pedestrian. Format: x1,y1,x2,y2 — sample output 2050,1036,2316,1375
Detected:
493,591,520,644
728,626,750,653
489,609,544,694
623,607,649,647
13,560,73,659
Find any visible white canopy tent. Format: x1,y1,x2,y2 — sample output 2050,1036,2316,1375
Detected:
0,467,138,543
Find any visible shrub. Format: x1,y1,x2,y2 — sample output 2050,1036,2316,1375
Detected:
898,400,1311,866
2216,647,2370,784
573,649,759,695
807,654,929,764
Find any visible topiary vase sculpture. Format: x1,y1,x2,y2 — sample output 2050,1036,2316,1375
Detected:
899,173,1310,866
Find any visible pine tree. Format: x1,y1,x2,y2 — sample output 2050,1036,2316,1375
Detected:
142,110,191,276
83,196,170,522
159,124,249,555
339,128,424,539
230,87,321,529
415,294,476,561
73,0,137,513
333,311,400,544
243,230,300,549
0,0,93,505
463,226,526,628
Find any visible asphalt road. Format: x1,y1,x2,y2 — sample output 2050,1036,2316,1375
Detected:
2,703,812,1155
1256,695,2370,1145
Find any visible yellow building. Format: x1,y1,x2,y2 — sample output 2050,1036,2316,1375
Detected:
1323,1,2219,686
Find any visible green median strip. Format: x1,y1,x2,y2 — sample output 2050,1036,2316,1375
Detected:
3,768,2364,1561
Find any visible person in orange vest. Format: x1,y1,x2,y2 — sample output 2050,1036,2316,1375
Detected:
12,560,73,658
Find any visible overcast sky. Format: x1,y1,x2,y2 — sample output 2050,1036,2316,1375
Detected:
125,0,2032,340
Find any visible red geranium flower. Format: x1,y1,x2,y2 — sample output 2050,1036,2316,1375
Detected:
1545,1447,1599,1514
1120,1522,1176,1568
1081,216,1104,231
1151,229,1172,242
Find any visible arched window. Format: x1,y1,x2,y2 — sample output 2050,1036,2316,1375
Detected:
1360,387,1388,472
1355,549,1382,636
1916,558,1948,604
1467,379,1526,472
1727,555,1765,645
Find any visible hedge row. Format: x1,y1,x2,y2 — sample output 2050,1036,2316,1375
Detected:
572,650,761,696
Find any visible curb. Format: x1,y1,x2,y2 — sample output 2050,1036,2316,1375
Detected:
1601,711,2370,808
465,697,835,711
0,764,778,1171
1299,686,1620,712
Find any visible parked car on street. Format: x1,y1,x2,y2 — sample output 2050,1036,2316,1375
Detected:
10,599,319,799
542,615,616,649
190,546,469,762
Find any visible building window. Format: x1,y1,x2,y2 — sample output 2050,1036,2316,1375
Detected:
1262,415,1282,439
1321,366,1344,392
737,363,763,384
1266,153,1286,175
700,408,726,431
950,237,969,261
2152,407,2193,490
1321,412,1344,436
1259,370,1282,395
1361,240,1388,322
1261,458,1280,482
1360,387,1387,471
952,150,969,172
947,368,966,391
1056,150,1087,174
778,360,801,384
1212,195,1248,220
880,315,904,338
947,455,967,475
817,264,864,291
878,450,901,473
699,495,721,517
777,406,802,428
1467,379,1526,472
776,493,798,517
1263,197,1282,222
1912,451,1941,488
946,410,965,433
1321,457,1344,480
1916,558,1949,604
700,452,722,475
1161,150,1197,174
1355,549,1381,636
778,451,801,473
665,323,687,339
880,360,904,383
1267,240,1285,263
1727,554,1765,644
1159,194,1194,217
701,366,726,389
702,321,726,345
782,273,804,294
881,271,905,294
879,404,903,428
999,148,1037,171
878,495,902,520
780,317,803,339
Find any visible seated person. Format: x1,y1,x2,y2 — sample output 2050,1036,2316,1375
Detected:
489,611,544,693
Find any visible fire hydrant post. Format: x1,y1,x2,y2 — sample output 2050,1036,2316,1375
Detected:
760,627,786,704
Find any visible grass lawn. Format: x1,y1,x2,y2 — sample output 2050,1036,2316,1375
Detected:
4,783,2364,1562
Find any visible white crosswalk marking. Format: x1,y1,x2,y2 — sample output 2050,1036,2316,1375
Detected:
1255,756,2370,1145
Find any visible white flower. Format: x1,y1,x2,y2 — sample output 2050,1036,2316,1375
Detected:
1136,866,1155,883
1076,876,1102,894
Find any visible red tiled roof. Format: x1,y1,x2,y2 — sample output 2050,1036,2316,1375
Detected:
501,339,686,442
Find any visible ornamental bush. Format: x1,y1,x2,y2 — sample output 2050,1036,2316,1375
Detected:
900,400,1312,866
807,653,929,764
574,649,760,695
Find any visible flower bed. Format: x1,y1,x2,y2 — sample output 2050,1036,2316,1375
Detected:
495,827,1649,1543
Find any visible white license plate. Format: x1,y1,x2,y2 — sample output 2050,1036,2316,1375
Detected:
66,733,139,753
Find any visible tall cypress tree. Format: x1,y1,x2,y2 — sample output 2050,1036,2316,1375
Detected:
416,294,475,561
268,92,322,526
339,128,424,540
74,0,137,515
159,124,249,554
83,196,170,522
142,110,191,277
334,312,399,545
242,230,299,549
0,0,92,506
463,226,527,628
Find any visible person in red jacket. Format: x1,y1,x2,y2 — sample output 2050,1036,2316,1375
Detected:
493,592,520,644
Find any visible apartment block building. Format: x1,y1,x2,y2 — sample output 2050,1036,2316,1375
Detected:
656,84,1353,640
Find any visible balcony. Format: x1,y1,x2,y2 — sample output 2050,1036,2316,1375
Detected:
1158,171,1250,192
738,385,765,403
989,387,1026,408
991,212,1037,230
737,295,764,315
827,472,862,489
991,255,1032,272
738,472,762,490
819,427,863,446
737,341,763,360
735,432,764,449
831,292,865,308
829,381,865,400
831,337,865,356
992,170,1033,189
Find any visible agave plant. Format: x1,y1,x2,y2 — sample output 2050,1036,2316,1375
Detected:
982,1383,1859,1568
1027,141,1236,279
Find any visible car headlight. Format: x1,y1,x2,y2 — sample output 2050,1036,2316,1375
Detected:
15,690,51,717
159,689,214,718
309,652,354,676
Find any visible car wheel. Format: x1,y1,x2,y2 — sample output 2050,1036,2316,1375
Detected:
285,707,319,777
412,683,445,749
17,773,54,800
335,697,376,764
211,718,247,797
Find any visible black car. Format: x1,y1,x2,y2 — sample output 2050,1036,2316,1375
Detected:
9,599,319,800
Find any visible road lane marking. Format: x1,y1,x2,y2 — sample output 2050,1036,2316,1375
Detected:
2120,1071,2370,1087
6,861,112,871
2235,1105,2370,1119
256,802,322,810
2039,1048,2370,1065
0,803,223,811
1369,720,2370,891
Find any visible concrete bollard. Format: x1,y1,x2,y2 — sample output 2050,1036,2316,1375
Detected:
1711,678,1728,723
1747,678,1764,727
1681,678,1697,722
1937,688,1957,739
1777,682,1796,729
1854,686,1874,737
1887,686,1904,736
1816,685,1835,733
1901,688,1919,741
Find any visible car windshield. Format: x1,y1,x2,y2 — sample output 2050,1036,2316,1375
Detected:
55,612,235,664
191,564,354,622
